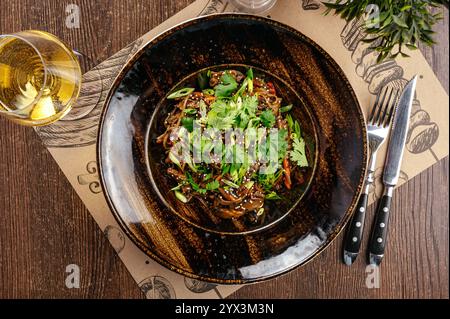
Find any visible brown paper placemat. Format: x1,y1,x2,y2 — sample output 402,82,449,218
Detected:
34,0,449,299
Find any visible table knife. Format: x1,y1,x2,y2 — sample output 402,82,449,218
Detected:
368,75,418,266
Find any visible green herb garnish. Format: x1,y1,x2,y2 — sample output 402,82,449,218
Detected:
181,117,194,132
205,180,220,191
206,100,238,130
186,172,206,194
236,95,258,129
260,110,276,128
290,135,308,168
164,67,312,215
214,72,238,97
265,191,282,200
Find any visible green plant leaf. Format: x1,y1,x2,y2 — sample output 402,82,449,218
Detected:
323,0,446,63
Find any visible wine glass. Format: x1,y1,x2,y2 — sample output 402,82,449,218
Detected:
229,0,278,14
0,30,82,126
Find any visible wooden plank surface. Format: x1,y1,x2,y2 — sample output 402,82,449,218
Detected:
0,0,448,299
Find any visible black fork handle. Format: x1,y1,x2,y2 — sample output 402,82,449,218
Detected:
343,192,369,265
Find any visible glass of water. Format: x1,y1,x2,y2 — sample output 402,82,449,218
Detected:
229,0,277,14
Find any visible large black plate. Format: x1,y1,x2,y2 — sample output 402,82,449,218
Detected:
97,14,367,284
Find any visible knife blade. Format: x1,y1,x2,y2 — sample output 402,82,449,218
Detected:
382,76,417,186
368,75,417,266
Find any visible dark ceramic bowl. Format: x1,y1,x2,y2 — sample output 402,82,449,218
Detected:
146,64,319,236
97,13,368,284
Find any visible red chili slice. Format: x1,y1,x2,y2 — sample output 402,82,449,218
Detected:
267,82,276,95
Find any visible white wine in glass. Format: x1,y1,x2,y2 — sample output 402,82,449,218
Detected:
0,30,82,126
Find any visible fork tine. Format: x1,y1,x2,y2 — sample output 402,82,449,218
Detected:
368,90,382,124
385,90,400,127
372,87,389,125
379,87,394,127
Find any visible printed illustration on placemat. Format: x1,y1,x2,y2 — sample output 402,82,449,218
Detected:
77,161,102,194
184,278,223,298
104,225,126,254
34,39,144,148
139,276,176,299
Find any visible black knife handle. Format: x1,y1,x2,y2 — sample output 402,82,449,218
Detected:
344,193,368,255
369,192,392,265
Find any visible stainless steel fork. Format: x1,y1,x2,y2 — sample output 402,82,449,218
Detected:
343,86,399,265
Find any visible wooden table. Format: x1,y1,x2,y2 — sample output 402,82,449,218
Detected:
0,1,448,299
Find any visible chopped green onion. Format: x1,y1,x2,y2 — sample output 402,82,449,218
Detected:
248,79,253,93
244,181,254,189
170,184,183,191
222,179,239,188
257,207,265,216
286,114,294,131
202,88,215,96
221,164,230,175
246,68,254,80
234,78,248,99
168,151,181,168
167,87,194,99
174,190,188,203
183,108,197,115
265,191,282,200
294,120,301,137
229,164,239,182
185,156,198,172
279,104,293,113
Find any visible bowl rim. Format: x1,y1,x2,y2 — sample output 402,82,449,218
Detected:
96,12,368,284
